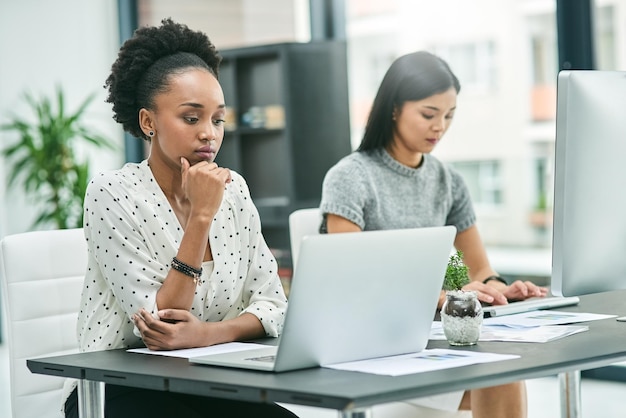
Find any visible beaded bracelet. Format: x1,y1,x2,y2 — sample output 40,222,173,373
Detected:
171,257,202,285
483,275,507,285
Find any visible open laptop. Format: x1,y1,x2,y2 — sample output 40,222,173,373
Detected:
190,226,456,372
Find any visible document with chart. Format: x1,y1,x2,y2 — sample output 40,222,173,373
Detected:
324,349,519,377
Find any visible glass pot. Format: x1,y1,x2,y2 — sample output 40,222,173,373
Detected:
440,290,483,346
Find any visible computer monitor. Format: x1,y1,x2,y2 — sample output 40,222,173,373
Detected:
551,70,626,296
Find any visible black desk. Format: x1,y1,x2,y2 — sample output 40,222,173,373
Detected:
28,290,626,418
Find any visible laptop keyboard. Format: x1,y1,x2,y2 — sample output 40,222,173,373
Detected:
245,355,276,363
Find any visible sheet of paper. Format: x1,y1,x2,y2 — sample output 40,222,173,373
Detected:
430,322,588,343
324,349,519,377
127,342,270,359
483,310,615,327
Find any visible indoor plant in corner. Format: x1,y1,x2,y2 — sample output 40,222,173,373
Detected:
1,87,114,229
440,250,483,346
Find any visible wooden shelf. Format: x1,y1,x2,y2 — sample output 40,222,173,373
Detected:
216,42,351,251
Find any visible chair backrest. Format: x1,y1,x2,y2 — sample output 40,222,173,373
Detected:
288,208,322,270
0,228,86,418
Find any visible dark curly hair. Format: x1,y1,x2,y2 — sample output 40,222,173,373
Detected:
358,51,460,152
104,18,222,140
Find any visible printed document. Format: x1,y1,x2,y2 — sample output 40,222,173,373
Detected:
483,310,615,327
430,322,588,343
324,349,519,377
128,342,269,359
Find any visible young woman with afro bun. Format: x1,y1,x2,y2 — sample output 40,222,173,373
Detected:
62,18,297,418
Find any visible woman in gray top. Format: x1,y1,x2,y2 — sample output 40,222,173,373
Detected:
320,51,546,418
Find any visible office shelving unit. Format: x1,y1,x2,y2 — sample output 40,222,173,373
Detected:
216,41,351,265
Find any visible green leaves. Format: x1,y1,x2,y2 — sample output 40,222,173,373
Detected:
1,87,116,229
443,250,470,291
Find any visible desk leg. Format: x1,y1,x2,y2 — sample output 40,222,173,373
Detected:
78,380,105,418
559,370,581,418
341,408,372,418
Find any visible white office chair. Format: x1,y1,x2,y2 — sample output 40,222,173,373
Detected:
288,208,322,270
0,228,86,418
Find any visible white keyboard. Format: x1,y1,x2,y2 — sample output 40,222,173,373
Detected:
482,296,580,318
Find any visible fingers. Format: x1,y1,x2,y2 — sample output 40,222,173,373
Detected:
133,309,175,350
210,165,232,184
508,281,530,298
475,291,496,305
506,280,548,300
132,310,160,350
180,157,190,193
479,287,508,305
180,157,190,174
158,308,191,323
186,161,231,185
463,281,508,305
181,160,231,217
133,309,163,333
524,281,548,297
133,308,202,350
135,308,191,328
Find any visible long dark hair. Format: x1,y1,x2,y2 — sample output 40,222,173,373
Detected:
358,51,460,152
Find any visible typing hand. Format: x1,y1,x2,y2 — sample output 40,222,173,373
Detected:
461,281,508,306
500,280,548,302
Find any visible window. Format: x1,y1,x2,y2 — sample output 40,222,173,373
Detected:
595,6,616,70
527,12,558,121
449,161,503,207
528,13,558,86
533,157,549,210
137,0,310,48
433,41,497,93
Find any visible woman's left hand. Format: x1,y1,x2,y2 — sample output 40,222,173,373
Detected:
497,280,549,302
133,308,207,350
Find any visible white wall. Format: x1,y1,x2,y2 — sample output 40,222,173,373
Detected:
0,0,124,237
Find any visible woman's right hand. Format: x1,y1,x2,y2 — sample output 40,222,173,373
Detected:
133,308,206,350
180,157,231,219
461,281,509,306
438,283,508,310
133,308,266,350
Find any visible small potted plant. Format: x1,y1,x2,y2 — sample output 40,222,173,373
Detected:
440,250,483,346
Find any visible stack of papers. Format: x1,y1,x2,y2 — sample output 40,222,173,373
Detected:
430,310,615,343
430,322,587,343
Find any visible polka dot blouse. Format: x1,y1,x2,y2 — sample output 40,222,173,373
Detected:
76,160,288,353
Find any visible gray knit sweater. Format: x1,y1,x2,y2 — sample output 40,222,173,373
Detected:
320,148,475,233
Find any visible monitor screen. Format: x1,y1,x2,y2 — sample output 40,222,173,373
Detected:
551,70,626,296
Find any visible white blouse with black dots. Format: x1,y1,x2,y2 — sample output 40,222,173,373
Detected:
76,160,288,353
